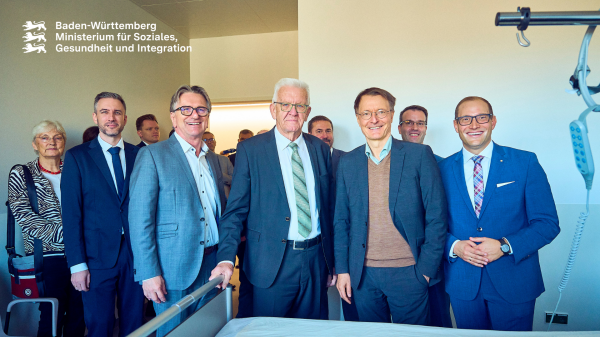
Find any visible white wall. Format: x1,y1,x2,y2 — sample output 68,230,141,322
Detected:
299,0,600,331
190,31,299,102
0,0,190,333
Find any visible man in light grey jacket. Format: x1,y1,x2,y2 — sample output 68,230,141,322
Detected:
128,85,227,337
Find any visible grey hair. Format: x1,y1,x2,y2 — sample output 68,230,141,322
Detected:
94,92,126,113
32,120,67,154
272,78,310,105
170,85,212,112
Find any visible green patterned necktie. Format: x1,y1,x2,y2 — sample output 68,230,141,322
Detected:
288,142,311,238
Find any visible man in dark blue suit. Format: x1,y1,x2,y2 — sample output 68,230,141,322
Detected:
307,115,358,321
135,113,160,147
398,104,451,328
439,96,560,331
335,88,447,325
62,92,144,337
211,78,335,319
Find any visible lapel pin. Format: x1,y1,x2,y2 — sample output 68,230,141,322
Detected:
500,160,503,162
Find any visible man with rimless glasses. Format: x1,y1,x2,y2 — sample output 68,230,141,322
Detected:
334,87,447,325
398,105,444,163
397,104,452,328
438,96,559,331
212,78,335,319
128,85,228,337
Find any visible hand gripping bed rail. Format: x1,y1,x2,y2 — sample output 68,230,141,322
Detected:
127,275,229,337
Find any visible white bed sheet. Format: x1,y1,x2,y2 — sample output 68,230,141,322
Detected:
217,317,600,337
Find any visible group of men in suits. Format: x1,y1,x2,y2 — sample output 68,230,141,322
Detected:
59,78,559,337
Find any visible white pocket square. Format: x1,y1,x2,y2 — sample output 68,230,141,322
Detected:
497,181,515,188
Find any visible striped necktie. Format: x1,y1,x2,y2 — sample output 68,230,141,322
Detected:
472,155,484,217
288,142,311,238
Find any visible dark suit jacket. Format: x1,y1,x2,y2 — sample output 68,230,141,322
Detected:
217,128,334,288
331,148,346,181
136,141,146,148
334,137,447,287
439,143,560,303
228,153,236,167
62,137,139,270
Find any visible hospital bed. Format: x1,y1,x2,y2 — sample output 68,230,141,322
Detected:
127,276,599,337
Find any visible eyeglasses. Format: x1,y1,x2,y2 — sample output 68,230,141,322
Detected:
172,106,210,117
37,135,64,143
400,120,427,127
202,138,215,142
455,113,493,126
274,102,309,113
355,109,391,120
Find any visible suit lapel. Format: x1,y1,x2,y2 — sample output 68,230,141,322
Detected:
478,143,505,219
452,151,478,220
356,146,369,221
88,138,119,201
168,137,201,203
121,143,136,205
304,135,321,211
388,139,405,216
264,130,287,199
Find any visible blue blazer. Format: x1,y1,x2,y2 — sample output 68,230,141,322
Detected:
217,128,334,288
439,143,560,303
62,137,139,270
128,135,227,290
334,138,448,287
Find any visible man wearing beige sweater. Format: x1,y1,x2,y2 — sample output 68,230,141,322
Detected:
334,87,447,324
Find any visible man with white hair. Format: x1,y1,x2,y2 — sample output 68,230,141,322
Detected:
211,78,335,319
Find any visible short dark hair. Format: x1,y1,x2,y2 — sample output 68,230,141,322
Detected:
399,105,428,124
455,96,493,119
239,129,254,137
82,126,99,143
170,85,212,112
354,87,396,113
308,115,333,133
94,92,126,113
136,114,158,131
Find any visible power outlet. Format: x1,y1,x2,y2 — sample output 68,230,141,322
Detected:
546,312,568,324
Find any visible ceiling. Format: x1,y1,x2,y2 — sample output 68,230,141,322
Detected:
129,0,298,39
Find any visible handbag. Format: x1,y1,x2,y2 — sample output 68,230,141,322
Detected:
6,164,45,299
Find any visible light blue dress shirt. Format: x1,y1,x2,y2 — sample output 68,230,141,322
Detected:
174,132,221,248
274,130,320,241
365,135,393,165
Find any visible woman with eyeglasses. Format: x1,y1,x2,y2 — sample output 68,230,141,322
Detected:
8,120,85,337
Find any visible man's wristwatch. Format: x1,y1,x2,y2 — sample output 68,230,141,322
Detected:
499,238,510,256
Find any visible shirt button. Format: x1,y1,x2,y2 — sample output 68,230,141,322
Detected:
477,227,483,232
200,241,204,245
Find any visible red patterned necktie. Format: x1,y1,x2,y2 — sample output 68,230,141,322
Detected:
472,156,484,217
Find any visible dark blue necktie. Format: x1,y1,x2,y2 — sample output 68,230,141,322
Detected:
108,147,124,199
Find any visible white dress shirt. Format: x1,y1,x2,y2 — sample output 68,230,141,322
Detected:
274,130,320,241
174,132,221,248
70,136,127,274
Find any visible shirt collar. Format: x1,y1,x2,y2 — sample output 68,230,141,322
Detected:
462,141,494,164
274,128,305,152
174,131,208,157
365,135,393,160
97,135,124,152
